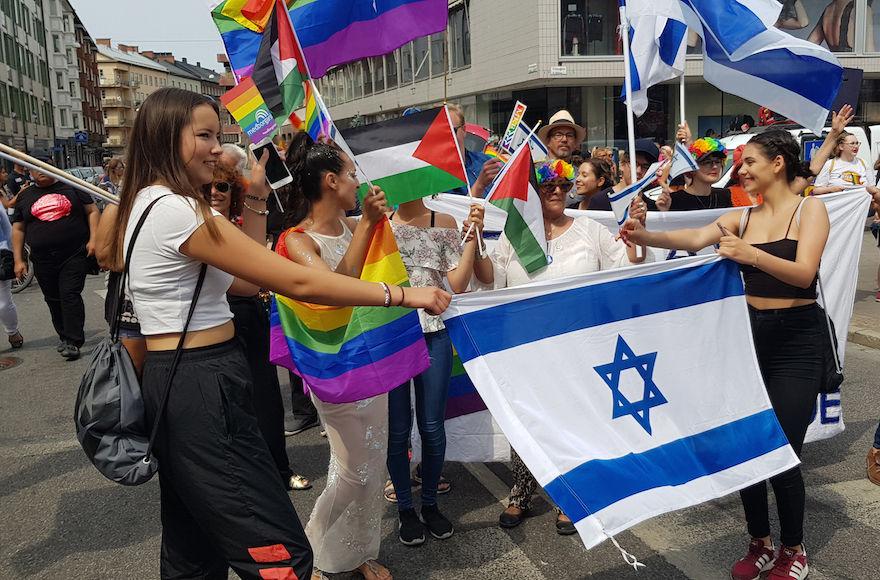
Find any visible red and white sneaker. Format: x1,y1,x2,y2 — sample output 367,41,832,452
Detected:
731,539,776,580
768,546,809,580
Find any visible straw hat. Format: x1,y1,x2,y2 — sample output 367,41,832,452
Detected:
538,110,586,145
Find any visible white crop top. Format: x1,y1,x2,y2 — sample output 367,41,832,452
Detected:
124,185,234,335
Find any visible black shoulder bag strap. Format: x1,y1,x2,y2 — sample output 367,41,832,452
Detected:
144,262,207,461
109,195,169,340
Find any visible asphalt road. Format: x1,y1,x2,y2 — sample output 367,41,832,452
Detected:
0,268,878,579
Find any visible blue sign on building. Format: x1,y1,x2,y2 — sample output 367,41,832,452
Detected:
74,131,88,144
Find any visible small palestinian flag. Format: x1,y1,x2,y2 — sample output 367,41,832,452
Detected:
486,141,548,273
250,0,307,127
341,107,468,205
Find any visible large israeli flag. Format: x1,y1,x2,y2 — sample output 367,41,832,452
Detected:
622,0,688,116
442,256,800,548
680,0,842,133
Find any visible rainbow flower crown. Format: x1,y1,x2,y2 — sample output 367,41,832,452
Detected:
535,159,575,184
689,137,728,160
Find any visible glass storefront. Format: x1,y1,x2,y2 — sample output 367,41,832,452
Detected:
560,1,619,56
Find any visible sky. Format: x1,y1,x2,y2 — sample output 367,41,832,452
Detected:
71,0,226,73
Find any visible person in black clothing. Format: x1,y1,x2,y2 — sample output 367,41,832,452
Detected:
11,163,98,359
570,158,614,211
6,163,30,196
649,137,734,212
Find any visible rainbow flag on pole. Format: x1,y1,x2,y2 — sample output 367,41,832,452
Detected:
269,218,429,404
220,77,277,145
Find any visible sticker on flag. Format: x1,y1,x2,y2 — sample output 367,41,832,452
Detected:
220,77,277,145
442,256,800,548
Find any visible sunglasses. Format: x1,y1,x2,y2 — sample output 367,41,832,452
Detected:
213,181,231,193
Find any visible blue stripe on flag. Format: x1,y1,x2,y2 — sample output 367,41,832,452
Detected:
703,33,840,110
682,0,767,55
628,26,642,92
659,18,687,66
544,409,789,521
446,259,744,364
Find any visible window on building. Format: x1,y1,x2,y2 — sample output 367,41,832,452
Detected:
69,80,75,96
60,107,67,127
450,3,471,69
385,51,398,89
0,83,7,116
353,61,364,98
400,42,414,84
371,56,384,92
55,71,63,90
362,60,373,96
52,34,59,53
345,64,354,101
413,37,429,81
430,32,446,78
66,47,72,64
560,1,617,57
72,112,78,129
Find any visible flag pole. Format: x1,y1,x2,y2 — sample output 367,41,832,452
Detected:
618,0,642,257
619,0,638,187
679,74,686,132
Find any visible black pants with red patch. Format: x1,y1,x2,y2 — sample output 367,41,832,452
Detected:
143,339,313,580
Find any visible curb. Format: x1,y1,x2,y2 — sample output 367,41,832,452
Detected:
848,325,880,351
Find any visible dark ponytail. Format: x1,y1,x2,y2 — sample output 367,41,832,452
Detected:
748,130,813,182
281,131,346,228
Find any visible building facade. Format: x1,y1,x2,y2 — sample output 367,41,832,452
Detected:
95,39,168,153
72,7,103,166
321,0,880,146
217,52,241,145
0,0,54,156
45,0,82,167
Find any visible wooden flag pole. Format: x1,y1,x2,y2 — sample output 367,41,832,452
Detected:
0,143,119,205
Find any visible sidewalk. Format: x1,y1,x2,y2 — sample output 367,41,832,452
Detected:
849,229,879,350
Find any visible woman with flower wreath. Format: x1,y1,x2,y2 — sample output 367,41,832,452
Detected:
650,137,735,212
493,159,650,535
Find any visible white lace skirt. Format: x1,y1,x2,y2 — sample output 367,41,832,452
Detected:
305,393,388,573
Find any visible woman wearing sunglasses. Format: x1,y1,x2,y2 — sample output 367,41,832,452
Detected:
207,155,311,494
651,137,735,212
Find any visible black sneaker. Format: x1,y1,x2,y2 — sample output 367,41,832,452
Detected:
398,508,425,546
419,504,454,540
61,343,80,360
56,342,65,353
284,416,319,437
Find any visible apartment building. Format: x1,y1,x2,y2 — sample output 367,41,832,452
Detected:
72,6,103,166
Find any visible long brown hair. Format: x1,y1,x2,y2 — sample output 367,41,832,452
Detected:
110,87,220,263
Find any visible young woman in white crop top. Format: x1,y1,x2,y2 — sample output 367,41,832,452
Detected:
107,88,450,580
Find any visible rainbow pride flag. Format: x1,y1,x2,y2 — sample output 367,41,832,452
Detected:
303,80,331,141
446,348,487,420
213,0,447,80
269,218,429,403
220,77,277,144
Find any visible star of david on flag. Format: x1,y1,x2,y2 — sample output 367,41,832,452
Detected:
441,255,800,549
595,335,667,435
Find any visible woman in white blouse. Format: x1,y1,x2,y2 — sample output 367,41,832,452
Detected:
491,158,648,534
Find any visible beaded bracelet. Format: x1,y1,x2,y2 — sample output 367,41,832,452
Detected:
244,202,269,216
379,282,391,307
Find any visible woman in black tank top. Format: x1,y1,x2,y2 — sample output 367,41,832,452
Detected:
621,130,829,580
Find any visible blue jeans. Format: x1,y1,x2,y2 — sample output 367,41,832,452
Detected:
387,329,452,511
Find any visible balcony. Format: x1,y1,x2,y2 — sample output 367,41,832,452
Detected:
99,77,131,88
104,117,132,128
103,137,124,148
101,97,132,108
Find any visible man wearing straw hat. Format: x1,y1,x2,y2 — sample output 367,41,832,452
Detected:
538,110,586,163
11,156,98,360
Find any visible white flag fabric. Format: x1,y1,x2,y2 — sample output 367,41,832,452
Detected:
570,189,873,443
608,161,666,226
622,0,688,116
669,141,699,180
679,0,842,134
442,255,800,548
511,120,549,163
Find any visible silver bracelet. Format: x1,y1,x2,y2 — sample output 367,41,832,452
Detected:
379,282,391,307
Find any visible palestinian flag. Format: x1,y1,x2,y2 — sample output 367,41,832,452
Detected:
251,0,307,127
341,107,467,205
486,141,548,273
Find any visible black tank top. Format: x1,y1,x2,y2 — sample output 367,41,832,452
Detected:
738,200,818,299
